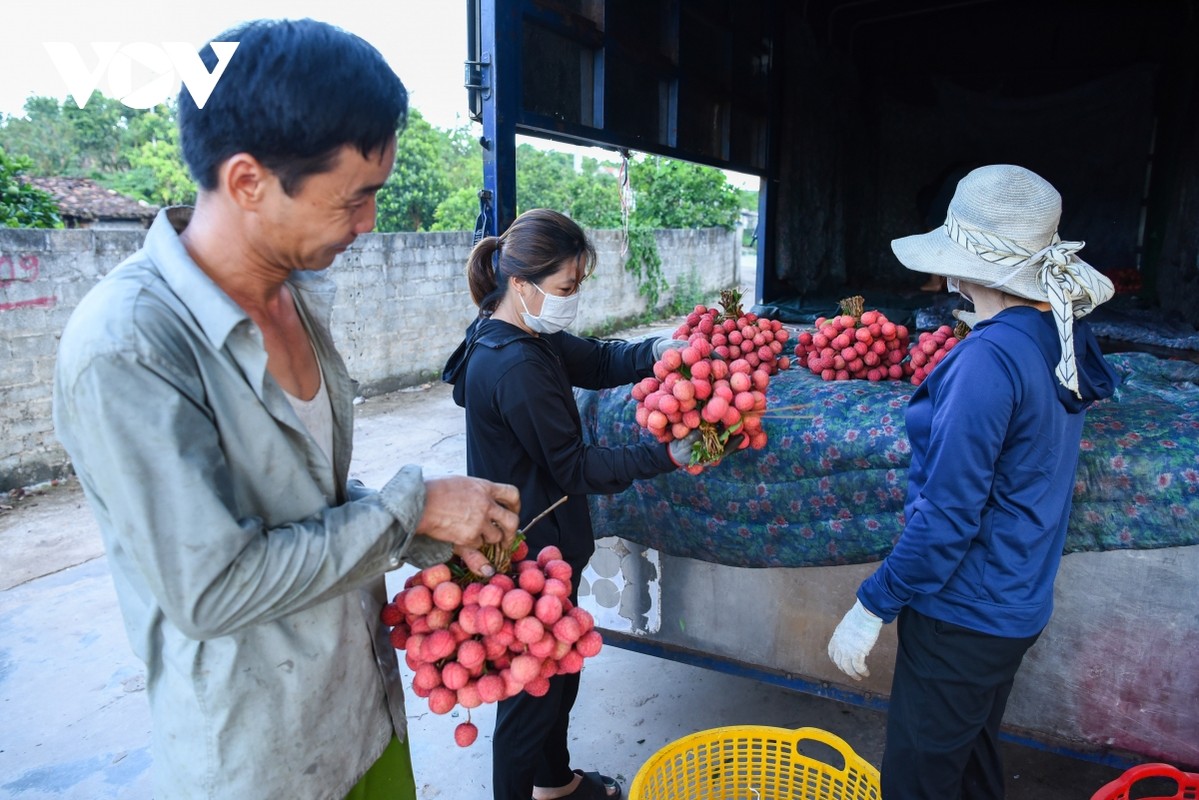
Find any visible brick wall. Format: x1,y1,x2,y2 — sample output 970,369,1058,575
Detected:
0,225,737,491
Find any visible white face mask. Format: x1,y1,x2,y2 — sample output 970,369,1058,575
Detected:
946,276,961,295
518,281,579,334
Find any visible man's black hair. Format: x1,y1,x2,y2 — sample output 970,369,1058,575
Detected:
178,18,408,195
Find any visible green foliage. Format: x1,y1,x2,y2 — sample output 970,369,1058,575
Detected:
515,144,575,216
627,156,740,230
1,93,133,177
1,97,77,175
101,105,195,206
1,89,743,250
431,187,481,232
440,124,483,188
513,148,740,304
567,159,622,228
1,95,195,207
736,187,759,212
736,186,760,248
61,94,130,173
623,227,668,307
0,147,63,228
513,146,623,228
376,111,486,233
665,270,708,316
376,110,452,232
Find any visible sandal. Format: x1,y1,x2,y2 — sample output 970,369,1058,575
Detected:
536,770,622,800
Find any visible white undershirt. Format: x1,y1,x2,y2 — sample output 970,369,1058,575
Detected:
282,361,334,470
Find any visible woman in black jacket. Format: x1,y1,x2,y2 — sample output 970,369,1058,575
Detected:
442,209,699,800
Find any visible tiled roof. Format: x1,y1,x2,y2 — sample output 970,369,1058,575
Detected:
22,177,159,222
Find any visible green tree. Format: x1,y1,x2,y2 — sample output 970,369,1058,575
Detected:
62,93,130,173
512,146,627,228
440,124,483,190
1,95,193,206
376,109,454,232
514,144,576,216
103,105,195,206
0,147,63,228
431,186,482,232
628,156,740,229
423,123,484,231
567,157,623,228
0,97,78,175
0,93,139,177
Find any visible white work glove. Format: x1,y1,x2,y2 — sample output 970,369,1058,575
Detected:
952,308,980,330
667,428,748,469
667,429,702,467
827,600,883,681
652,337,687,359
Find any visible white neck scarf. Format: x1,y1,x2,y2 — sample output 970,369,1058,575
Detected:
945,212,1114,397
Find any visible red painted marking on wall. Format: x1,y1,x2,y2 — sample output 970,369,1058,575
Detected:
0,254,41,285
0,253,41,284
0,296,56,311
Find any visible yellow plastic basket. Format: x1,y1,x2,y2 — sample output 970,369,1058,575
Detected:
629,725,881,800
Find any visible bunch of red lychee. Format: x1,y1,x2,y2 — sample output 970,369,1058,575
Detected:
670,292,791,376
382,543,601,747
794,308,910,382
906,324,960,386
632,290,780,472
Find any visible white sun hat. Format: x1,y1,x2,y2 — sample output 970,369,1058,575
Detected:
891,164,1115,397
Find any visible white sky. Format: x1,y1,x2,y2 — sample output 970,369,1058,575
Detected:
1,0,472,127
0,0,757,189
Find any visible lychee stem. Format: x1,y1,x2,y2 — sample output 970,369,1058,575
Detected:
480,496,567,574
699,421,723,462
718,288,745,321
839,294,865,319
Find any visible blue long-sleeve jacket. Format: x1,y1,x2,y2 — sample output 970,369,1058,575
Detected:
443,317,675,571
857,306,1119,637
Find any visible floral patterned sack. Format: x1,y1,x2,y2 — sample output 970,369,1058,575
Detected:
578,353,1199,568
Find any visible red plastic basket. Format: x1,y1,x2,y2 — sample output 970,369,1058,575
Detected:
1090,763,1199,800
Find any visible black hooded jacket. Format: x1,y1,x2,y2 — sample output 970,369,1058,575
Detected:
442,316,676,571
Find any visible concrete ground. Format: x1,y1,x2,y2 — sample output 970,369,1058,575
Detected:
0,321,1134,799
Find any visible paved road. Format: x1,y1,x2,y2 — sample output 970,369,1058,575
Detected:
0,337,1134,799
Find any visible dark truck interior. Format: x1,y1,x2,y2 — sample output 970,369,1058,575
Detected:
468,0,1199,358
468,3,1199,768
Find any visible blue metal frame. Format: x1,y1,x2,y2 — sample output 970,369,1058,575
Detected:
477,0,519,237
472,0,777,295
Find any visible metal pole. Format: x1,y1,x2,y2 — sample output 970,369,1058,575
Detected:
478,0,519,236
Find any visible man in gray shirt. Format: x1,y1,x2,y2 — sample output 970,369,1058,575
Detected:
52,18,519,800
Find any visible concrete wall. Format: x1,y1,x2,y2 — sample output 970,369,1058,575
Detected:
0,225,738,492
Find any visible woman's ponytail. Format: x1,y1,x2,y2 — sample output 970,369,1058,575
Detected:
466,236,501,310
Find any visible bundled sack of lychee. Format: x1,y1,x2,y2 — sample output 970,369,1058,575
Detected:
381,539,601,747
793,295,911,382
907,321,970,386
631,289,783,473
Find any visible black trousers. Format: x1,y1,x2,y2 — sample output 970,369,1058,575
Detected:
492,669,581,800
492,551,590,800
881,607,1041,800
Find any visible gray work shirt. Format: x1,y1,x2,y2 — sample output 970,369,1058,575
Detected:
52,207,451,799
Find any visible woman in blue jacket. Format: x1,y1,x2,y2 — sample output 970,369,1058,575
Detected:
443,209,703,800
826,165,1120,799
